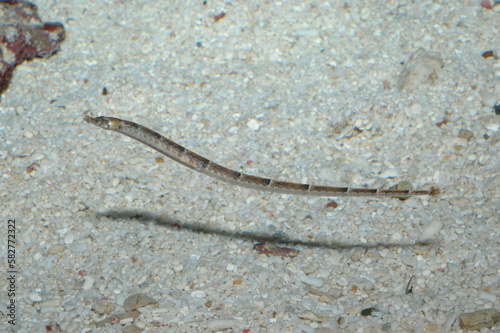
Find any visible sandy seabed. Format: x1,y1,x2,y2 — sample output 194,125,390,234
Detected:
1,1,499,332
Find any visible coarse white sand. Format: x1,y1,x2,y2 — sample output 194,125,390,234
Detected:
1,1,499,332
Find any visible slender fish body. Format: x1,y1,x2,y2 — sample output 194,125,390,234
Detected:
84,115,439,198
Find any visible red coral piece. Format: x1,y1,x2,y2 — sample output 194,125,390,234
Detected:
0,0,65,94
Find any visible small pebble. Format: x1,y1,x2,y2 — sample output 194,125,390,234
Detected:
391,232,403,242
69,243,89,253
409,102,423,114
398,48,443,91
382,322,392,332
307,286,329,296
246,118,261,131
191,290,206,298
486,123,500,132
297,310,328,322
214,11,226,22
173,264,183,272
64,233,74,245
419,220,443,243
93,301,116,315
359,7,370,21
303,262,319,275
478,291,497,303
40,299,61,308
23,130,34,138
28,292,42,302
350,249,364,262
481,93,498,107
449,197,470,208
299,276,325,288
315,328,337,333
379,168,401,179
47,244,66,254
206,319,238,330
346,306,362,315
123,294,158,311
226,263,237,272
326,201,339,209
319,295,333,303
330,288,343,298
119,317,134,325
82,276,95,290
122,325,142,333
458,129,474,141
459,308,500,330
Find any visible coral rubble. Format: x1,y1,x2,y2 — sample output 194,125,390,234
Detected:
0,0,65,93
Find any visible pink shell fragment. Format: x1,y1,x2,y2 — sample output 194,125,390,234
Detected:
0,0,65,93
481,1,493,9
